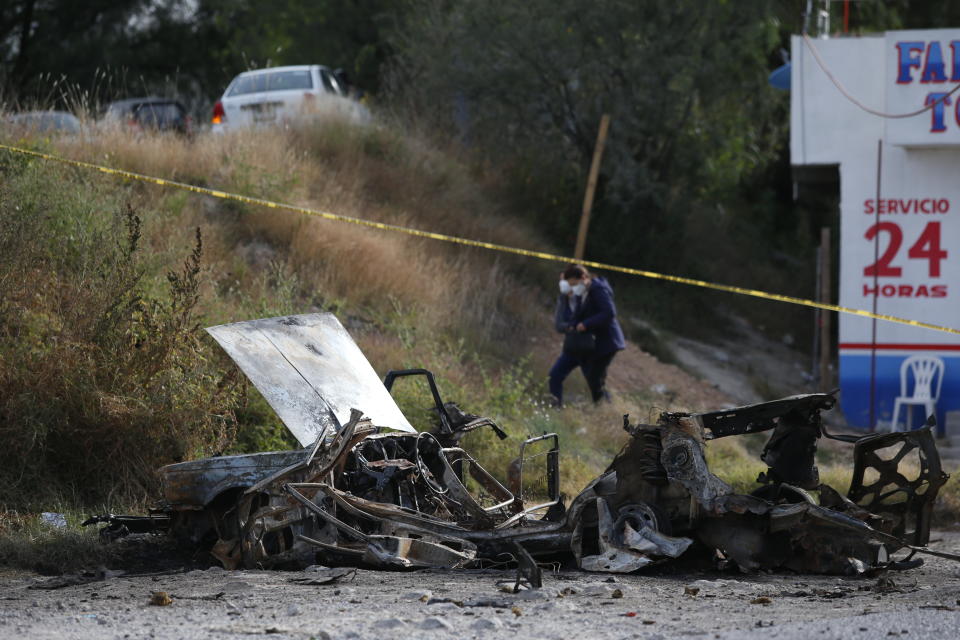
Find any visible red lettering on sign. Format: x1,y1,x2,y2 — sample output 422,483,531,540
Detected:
862,283,949,298
863,221,948,278
908,221,947,277
862,198,950,214
864,222,903,277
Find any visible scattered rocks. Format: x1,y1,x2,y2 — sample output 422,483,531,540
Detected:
580,584,615,597
222,581,254,594
420,616,454,630
470,617,504,630
514,589,552,601
289,568,357,586
690,579,730,588
303,565,329,572
374,617,407,629
689,579,762,595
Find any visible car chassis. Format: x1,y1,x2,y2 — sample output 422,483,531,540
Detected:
87,313,959,580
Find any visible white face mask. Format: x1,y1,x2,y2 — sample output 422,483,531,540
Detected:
572,283,586,296
559,280,572,295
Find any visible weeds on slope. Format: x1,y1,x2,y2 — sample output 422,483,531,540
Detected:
0,160,239,509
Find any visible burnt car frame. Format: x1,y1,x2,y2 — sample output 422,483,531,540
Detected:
87,313,957,578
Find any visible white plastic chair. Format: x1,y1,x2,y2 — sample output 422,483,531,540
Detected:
889,355,944,432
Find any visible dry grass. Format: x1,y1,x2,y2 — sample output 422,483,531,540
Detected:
0,510,120,574
935,472,960,527
46,117,553,358
0,171,239,507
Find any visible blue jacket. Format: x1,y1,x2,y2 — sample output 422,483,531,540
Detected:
554,276,626,356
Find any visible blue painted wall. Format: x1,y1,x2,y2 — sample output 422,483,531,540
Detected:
839,352,958,433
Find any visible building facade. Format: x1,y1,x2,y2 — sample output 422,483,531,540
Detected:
791,29,960,429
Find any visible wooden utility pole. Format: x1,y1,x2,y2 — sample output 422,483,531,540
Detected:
819,227,832,388
574,114,611,261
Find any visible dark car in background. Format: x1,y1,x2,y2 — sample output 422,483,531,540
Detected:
5,110,81,135
102,97,192,135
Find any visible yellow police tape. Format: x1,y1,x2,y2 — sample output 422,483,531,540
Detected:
2,141,959,337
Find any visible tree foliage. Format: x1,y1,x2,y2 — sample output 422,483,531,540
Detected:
384,1,960,333
0,0,392,109
387,1,789,288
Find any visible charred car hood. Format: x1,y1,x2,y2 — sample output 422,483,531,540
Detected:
206,313,415,447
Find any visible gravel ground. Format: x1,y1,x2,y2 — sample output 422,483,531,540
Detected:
2,533,960,640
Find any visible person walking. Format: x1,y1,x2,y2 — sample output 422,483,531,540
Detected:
549,265,625,406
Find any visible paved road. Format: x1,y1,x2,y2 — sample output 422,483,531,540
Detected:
2,533,959,639
716,609,960,640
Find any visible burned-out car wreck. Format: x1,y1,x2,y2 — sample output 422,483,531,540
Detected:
88,313,958,581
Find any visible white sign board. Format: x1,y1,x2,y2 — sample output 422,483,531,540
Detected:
885,30,960,145
841,157,958,350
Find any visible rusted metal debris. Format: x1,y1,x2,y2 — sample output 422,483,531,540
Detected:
87,313,959,578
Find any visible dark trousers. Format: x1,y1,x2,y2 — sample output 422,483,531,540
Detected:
548,350,617,404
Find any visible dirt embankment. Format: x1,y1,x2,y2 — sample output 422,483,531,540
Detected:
607,342,732,411
665,314,817,408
